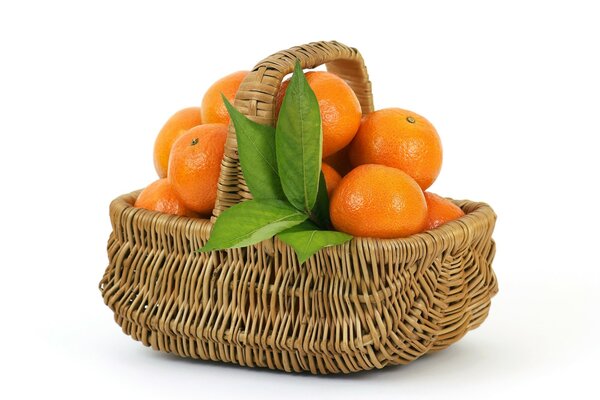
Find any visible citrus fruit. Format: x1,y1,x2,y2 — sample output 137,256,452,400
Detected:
201,71,249,124
349,108,443,190
321,162,342,196
275,71,362,158
153,107,202,178
424,192,465,230
324,145,354,176
134,178,197,217
167,123,228,215
330,164,427,238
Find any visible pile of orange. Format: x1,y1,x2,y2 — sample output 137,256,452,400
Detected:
135,69,465,238
136,72,248,217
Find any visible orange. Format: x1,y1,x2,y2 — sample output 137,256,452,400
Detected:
321,162,342,196
153,107,202,178
201,71,249,124
167,123,228,215
330,164,427,238
275,71,362,158
134,178,197,217
424,192,465,230
349,108,443,190
323,145,354,176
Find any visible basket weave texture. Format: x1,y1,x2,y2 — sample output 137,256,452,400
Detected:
99,41,498,374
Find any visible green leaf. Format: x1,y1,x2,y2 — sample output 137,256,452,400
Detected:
310,171,332,229
200,199,307,252
222,96,285,200
277,221,352,265
276,60,322,214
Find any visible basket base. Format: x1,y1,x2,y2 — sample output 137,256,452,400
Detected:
110,295,494,374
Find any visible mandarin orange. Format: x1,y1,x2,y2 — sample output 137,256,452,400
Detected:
321,162,342,196
134,178,197,217
349,108,442,190
424,192,465,230
330,164,427,238
167,124,227,215
153,107,202,178
275,71,361,158
201,71,249,124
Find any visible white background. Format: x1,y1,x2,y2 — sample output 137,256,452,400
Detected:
1,0,599,398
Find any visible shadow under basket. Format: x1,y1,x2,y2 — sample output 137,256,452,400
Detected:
99,41,498,374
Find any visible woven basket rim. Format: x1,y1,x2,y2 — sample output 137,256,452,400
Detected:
113,190,495,248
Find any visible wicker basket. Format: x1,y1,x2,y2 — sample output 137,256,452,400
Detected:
99,41,498,374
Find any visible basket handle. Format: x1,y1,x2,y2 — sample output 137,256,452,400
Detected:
211,40,374,219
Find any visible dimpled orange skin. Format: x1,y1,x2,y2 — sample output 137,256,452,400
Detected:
321,162,342,196
275,71,362,158
330,164,428,238
167,124,227,216
201,71,249,124
134,178,198,217
153,107,202,178
349,108,443,190
424,192,465,230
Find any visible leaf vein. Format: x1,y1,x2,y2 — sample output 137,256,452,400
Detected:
243,131,279,177
219,213,301,246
